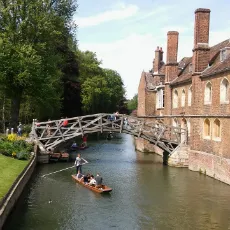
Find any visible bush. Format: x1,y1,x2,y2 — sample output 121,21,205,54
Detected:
0,138,33,159
16,152,30,160
0,141,15,156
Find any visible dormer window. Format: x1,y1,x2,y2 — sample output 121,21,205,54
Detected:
220,49,227,62
189,63,192,72
220,47,230,62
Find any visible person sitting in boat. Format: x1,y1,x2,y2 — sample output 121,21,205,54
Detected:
89,175,96,186
76,170,83,179
81,173,91,184
107,132,113,140
95,173,103,188
71,142,78,149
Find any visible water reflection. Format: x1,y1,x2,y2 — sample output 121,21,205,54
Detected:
4,134,230,230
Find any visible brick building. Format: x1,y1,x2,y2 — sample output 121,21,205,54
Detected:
137,8,230,185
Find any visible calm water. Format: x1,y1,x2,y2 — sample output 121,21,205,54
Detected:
4,134,230,230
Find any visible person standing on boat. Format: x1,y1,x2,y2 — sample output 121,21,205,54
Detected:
74,153,88,174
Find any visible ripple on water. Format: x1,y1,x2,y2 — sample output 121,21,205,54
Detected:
4,134,230,230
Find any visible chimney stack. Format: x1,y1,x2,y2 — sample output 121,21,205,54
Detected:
165,31,179,82
153,46,163,73
192,8,211,73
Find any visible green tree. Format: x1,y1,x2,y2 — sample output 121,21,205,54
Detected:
127,94,138,113
0,0,77,127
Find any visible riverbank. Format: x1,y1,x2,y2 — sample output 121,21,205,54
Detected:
0,153,37,229
0,154,28,200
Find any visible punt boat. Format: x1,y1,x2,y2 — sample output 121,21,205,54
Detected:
71,175,112,193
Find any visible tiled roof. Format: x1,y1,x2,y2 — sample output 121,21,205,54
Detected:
144,38,230,88
178,57,192,75
201,55,230,77
170,72,193,86
172,39,230,84
209,39,230,61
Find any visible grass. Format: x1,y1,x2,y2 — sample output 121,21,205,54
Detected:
0,154,29,200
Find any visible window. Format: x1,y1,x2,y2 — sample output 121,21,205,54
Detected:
173,119,178,127
172,119,179,141
181,118,187,143
188,86,192,106
156,88,164,109
203,119,211,138
204,82,212,104
220,49,227,62
173,89,178,108
181,89,185,107
213,119,221,139
220,78,229,103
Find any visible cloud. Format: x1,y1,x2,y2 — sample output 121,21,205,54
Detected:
80,33,164,99
75,3,139,28
79,27,230,99
129,5,174,23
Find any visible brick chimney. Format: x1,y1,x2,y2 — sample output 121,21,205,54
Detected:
164,31,179,117
153,46,163,73
165,31,179,83
192,8,211,74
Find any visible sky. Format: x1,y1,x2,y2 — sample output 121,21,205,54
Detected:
73,0,230,99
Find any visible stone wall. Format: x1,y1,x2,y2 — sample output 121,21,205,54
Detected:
0,154,37,229
135,137,163,156
189,150,230,185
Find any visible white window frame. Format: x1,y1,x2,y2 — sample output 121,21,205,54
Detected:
181,89,185,107
220,78,229,104
173,89,178,108
156,88,164,109
212,119,221,142
220,49,227,62
203,118,211,140
204,82,212,105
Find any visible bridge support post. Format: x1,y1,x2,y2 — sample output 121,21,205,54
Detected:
135,137,163,155
168,144,189,167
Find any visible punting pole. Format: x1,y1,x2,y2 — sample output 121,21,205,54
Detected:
41,162,88,178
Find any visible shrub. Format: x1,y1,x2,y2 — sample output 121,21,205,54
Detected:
16,151,30,160
0,138,33,159
23,124,32,135
0,141,15,156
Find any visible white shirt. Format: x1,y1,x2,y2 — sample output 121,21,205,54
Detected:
75,157,81,166
89,178,96,185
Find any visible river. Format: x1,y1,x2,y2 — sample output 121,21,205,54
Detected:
4,134,230,230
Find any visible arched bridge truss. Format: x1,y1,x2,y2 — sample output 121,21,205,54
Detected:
31,113,187,155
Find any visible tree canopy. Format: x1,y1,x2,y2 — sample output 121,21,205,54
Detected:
0,1,128,132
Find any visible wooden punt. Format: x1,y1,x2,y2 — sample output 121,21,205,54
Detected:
71,175,112,193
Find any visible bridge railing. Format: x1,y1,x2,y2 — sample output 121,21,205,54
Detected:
31,113,187,154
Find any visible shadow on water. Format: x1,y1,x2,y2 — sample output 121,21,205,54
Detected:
163,150,169,165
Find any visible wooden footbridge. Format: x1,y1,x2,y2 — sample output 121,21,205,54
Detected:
31,113,187,155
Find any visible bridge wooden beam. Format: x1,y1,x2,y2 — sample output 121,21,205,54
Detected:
32,113,187,155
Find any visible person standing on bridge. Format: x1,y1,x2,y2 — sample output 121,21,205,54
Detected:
74,153,88,174
81,134,88,147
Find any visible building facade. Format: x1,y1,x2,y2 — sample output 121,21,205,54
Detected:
137,8,230,185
